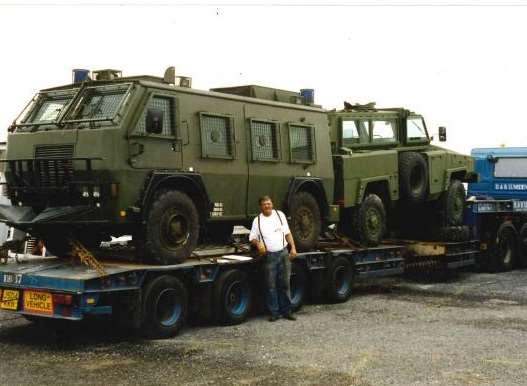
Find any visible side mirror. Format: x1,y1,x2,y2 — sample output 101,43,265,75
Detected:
438,126,447,142
146,108,164,134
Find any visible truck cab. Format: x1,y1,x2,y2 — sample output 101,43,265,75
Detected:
468,147,527,200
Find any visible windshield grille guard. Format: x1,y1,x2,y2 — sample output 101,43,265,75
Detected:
12,82,133,129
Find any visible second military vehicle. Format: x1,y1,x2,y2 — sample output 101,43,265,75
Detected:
328,102,476,245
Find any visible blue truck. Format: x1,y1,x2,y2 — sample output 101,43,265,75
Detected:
467,147,527,271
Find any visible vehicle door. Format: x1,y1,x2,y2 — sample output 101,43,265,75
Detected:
128,90,182,169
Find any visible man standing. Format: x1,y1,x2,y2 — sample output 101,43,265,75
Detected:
249,195,297,322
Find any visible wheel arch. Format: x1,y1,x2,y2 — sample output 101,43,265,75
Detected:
141,172,211,222
284,177,329,220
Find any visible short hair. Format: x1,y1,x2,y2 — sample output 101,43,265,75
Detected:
258,195,272,205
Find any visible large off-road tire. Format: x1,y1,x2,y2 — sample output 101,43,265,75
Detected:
142,275,188,339
440,179,466,226
289,192,322,252
213,269,252,325
146,190,200,265
398,151,428,205
351,194,386,247
324,256,354,303
489,222,518,272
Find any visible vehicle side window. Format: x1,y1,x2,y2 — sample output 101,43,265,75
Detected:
136,96,174,136
250,120,280,161
342,121,360,145
342,120,370,145
289,124,315,163
371,120,396,143
199,113,234,159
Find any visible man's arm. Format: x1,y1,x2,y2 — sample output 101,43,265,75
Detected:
249,217,266,256
285,232,297,260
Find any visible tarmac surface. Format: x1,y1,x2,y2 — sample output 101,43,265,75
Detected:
1,267,527,385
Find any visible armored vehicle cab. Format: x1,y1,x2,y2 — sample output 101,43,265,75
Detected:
1,68,335,264
329,102,475,245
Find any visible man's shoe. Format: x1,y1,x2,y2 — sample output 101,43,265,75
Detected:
268,315,279,322
283,313,297,321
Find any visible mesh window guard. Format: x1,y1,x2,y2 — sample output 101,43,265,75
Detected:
289,125,314,162
251,120,279,161
200,114,233,158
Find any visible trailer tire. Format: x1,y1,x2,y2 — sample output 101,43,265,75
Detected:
491,222,518,272
289,192,322,252
146,190,200,265
142,275,188,338
352,194,386,247
399,151,428,205
440,179,465,226
325,256,354,303
213,269,252,325
519,223,527,268
290,261,307,312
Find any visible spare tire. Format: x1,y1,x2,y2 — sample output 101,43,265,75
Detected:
398,152,428,205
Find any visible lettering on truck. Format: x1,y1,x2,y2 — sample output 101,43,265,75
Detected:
495,183,527,191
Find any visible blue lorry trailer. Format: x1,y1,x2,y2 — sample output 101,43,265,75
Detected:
3,144,527,339
0,235,480,339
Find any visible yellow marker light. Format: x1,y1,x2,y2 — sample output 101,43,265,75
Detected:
86,297,96,305
119,210,127,218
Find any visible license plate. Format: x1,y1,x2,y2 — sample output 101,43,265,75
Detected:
0,289,20,310
23,290,53,315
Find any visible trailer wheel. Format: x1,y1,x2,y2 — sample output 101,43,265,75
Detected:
146,190,200,265
352,194,386,247
491,222,518,272
325,256,354,303
289,192,322,252
213,269,252,325
290,261,307,312
142,275,188,338
398,151,428,205
518,223,527,268
440,179,466,226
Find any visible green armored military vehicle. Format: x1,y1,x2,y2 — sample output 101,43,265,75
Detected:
329,102,476,245
0,68,337,264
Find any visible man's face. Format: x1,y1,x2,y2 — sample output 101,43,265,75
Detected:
260,199,273,216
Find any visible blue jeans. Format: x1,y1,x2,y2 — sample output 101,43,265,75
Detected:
264,248,291,317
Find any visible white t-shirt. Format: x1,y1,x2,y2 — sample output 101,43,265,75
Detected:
249,210,291,253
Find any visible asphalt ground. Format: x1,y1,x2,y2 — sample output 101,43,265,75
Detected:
1,267,527,385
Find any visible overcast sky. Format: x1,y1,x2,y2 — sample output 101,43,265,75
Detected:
1,2,527,154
